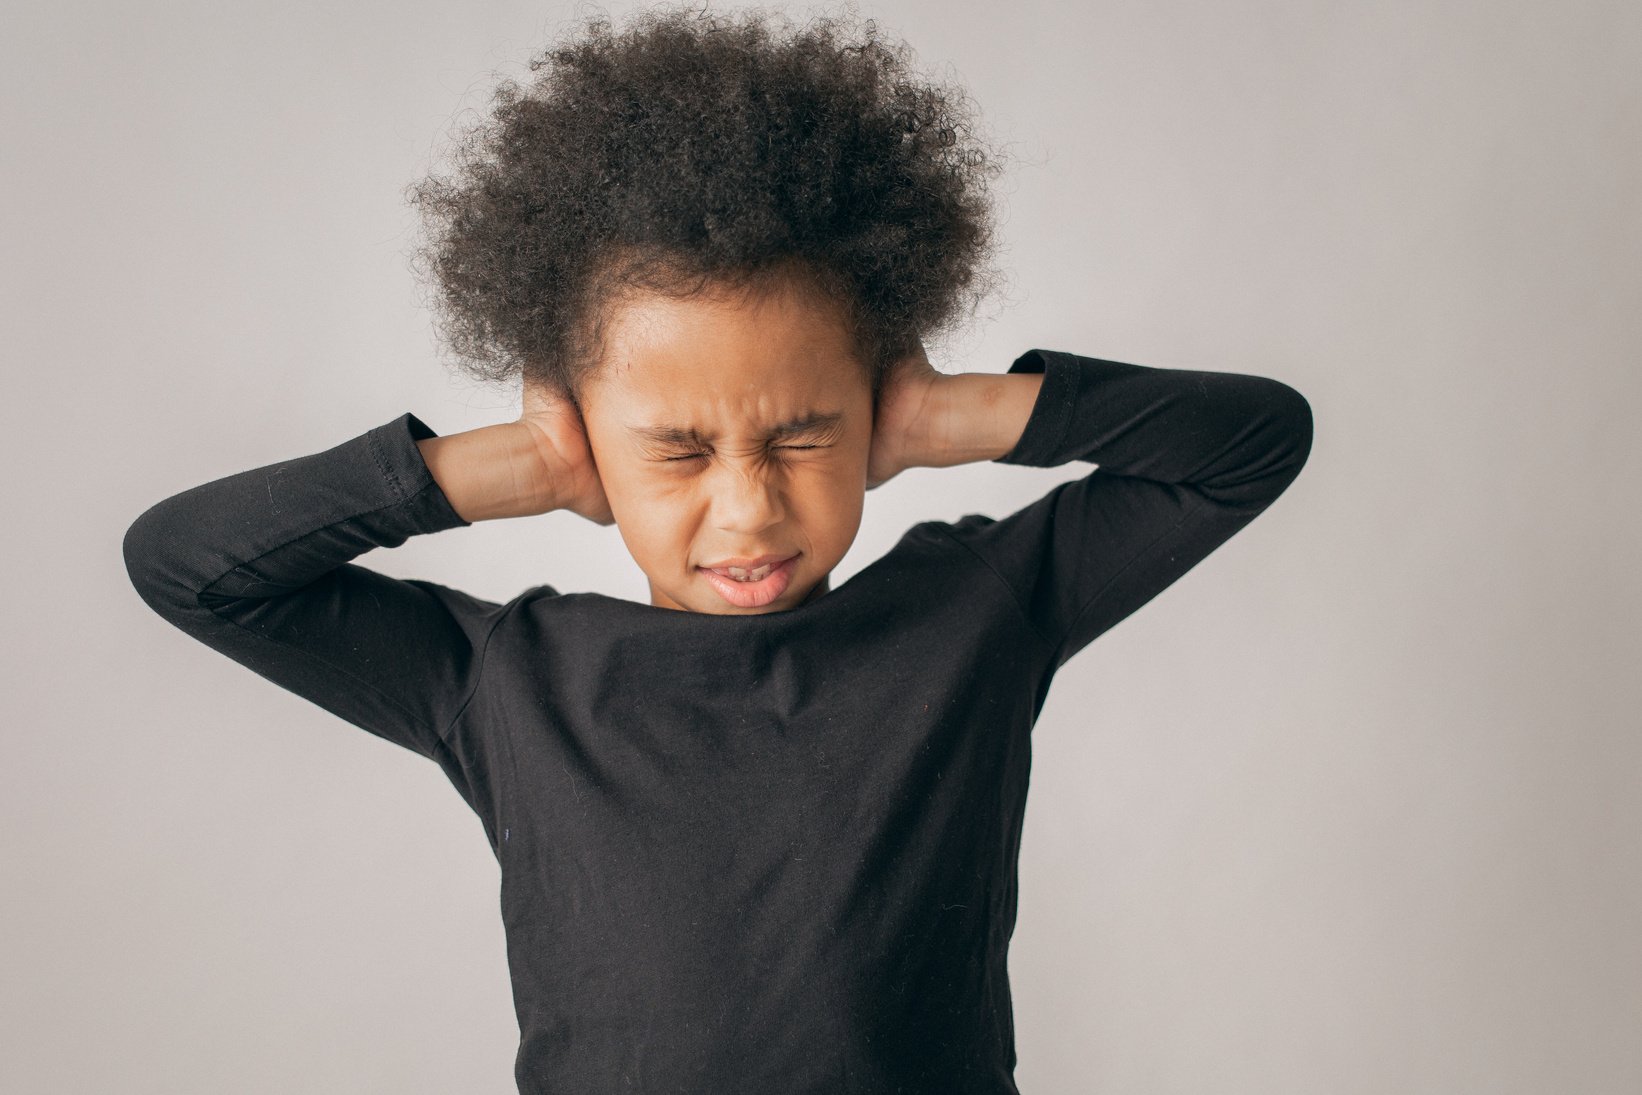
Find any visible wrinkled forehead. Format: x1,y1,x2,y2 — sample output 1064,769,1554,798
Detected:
585,285,869,423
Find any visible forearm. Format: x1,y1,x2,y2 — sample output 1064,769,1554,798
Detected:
927,351,1311,498
416,421,561,523
919,372,1046,467
123,411,501,760
124,411,471,622
922,349,1313,671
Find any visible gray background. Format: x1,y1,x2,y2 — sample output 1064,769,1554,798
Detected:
5,1,1638,1091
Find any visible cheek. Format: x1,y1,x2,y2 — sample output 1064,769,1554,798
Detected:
793,469,866,554
603,460,685,515
602,474,689,556
611,509,691,578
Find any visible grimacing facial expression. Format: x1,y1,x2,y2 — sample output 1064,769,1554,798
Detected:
577,279,875,614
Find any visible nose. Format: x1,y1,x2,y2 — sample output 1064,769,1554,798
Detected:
708,461,787,535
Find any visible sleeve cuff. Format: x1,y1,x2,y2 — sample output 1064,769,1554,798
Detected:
365,412,473,530
993,348,1082,467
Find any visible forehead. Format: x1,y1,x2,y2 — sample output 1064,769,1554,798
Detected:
587,282,866,429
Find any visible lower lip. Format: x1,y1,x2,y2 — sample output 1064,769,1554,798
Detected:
698,555,798,608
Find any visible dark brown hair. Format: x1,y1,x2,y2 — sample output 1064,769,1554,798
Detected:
405,2,1012,406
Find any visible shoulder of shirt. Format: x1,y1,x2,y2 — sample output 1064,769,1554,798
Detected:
405,579,563,624
889,514,1005,573
899,512,999,545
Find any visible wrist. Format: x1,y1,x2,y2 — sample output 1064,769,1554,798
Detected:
420,422,562,522
923,372,1045,467
509,419,580,514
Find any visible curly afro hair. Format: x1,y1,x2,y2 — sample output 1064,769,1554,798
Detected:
405,2,1012,407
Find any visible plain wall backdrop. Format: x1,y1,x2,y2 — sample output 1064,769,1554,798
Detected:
4,0,1638,1091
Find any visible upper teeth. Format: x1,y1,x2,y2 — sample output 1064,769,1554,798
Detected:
725,563,774,581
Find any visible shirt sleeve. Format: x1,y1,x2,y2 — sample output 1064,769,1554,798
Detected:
938,348,1314,672
121,411,508,760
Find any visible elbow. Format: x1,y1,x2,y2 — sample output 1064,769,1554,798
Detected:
121,500,199,620
1280,385,1314,477
122,504,169,611
1225,381,1314,506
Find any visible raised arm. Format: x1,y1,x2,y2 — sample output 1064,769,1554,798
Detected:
121,412,562,760
930,348,1314,672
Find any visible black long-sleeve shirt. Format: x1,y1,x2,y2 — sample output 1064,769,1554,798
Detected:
122,348,1313,1094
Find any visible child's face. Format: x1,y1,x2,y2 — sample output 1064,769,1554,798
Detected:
578,278,875,614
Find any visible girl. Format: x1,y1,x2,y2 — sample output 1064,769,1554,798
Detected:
123,5,1312,1092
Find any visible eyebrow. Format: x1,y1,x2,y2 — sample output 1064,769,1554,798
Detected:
625,410,845,447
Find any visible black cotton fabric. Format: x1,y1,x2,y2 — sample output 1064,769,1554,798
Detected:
122,348,1313,1094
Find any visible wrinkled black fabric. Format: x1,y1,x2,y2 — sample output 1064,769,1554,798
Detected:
123,348,1312,1094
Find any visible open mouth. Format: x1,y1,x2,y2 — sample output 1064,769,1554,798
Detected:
697,554,798,607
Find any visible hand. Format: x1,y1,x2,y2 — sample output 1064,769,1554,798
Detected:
518,381,616,526
867,340,945,490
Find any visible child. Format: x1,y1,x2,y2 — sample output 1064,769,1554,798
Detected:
122,6,1312,1093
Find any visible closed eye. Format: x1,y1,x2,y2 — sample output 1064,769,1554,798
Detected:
661,444,828,462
